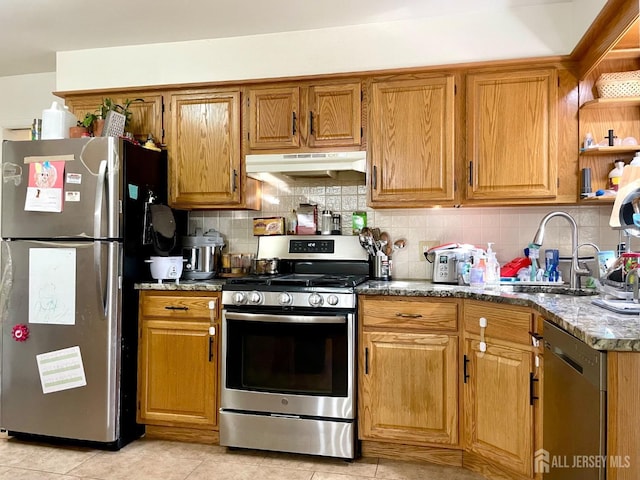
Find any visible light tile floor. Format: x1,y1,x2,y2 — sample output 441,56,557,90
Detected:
0,433,488,479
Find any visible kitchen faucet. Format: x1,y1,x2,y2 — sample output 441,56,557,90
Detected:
532,211,592,289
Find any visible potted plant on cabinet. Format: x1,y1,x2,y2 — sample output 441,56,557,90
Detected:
69,112,98,138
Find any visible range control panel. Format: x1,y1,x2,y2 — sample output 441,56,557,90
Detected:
289,239,335,254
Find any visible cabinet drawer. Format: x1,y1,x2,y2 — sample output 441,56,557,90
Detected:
140,292,219,321
463,300,532,345
360,296,459,331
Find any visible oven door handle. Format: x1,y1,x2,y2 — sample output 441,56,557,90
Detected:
224,311,347,324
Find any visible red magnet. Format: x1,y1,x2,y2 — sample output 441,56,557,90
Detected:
11,324,29,342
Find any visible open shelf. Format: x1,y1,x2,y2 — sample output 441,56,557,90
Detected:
580,146,640,155
581,97,640,109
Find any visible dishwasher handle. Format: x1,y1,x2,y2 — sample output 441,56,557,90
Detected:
543,320,606,390
546,342,583,375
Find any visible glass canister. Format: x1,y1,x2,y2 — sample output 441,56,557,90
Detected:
331,213,341,234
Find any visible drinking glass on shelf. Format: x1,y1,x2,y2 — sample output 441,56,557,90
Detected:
242,253,255,274
231,254,243,274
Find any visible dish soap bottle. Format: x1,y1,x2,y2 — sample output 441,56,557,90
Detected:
608,160,625,191
484,242,500,290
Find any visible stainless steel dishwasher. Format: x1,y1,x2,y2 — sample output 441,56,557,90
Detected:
543,320,607,480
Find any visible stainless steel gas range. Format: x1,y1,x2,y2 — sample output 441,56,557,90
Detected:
219,235,368,459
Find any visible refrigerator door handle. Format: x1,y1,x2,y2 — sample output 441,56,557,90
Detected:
94,160,107,239
94,242,107,316
105,242,118,321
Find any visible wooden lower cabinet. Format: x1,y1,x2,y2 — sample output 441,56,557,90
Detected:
359,296,460,448
463,338,535,478
137,291,219,430
462,300,540,479
360,331,459,445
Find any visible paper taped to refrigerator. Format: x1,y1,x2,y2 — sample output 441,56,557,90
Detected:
24,160,65,213
29,248,76,325
36,346,87,394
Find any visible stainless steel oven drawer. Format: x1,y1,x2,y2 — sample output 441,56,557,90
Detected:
219,410,355,459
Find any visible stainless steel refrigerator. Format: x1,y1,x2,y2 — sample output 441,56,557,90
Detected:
0,137,169,449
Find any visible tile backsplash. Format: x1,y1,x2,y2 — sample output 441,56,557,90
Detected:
187,177,629,280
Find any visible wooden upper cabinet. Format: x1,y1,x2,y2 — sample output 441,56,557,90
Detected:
126,96,163,142
167,89,244,208
247,81,362,151
466,68,558,202
65,93,164,143
308,83,361,147
368,75,456,207
249,86,300,149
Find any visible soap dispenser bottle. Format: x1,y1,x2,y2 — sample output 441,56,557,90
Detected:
484,242,500,290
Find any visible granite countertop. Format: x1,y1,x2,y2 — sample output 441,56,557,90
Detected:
136,279,225,291
357,280,640,352
135,278,640,352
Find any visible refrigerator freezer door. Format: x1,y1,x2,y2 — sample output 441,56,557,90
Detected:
0,239,122,443
1,138,118,240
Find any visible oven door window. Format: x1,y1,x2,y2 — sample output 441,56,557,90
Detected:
226,318,348,397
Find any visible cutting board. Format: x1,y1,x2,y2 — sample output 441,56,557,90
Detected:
609,165,640,228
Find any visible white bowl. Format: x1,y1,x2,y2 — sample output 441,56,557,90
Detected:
146,256,184,281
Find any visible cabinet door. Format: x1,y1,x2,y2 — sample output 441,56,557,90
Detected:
360,331,458,446
466,68,558,201
248,86,300,149
65,94,164,143
125,95,164,143
138,318,217,428
464,338,534,477
308,82,361,147
369,76,456,206
168,90,241,207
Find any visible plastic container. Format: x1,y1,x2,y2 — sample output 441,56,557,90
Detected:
608,160,625,191
583,132,594,149
41,102,76,139
469,254,486,288
631,152,640,166
484,242,500,290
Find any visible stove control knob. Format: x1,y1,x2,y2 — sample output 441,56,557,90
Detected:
248,291,263,305
327,295,339,306
232,292,247,305
278,292,293,306
308,293,324,307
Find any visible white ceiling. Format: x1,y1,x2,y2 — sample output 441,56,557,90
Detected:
1,0,568,78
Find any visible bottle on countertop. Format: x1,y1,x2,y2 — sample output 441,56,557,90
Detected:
287,209,297,235
484,242,500,290
608,160,625,191
469,252,486,289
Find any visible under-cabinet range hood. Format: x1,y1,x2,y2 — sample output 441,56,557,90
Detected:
245,151,366,181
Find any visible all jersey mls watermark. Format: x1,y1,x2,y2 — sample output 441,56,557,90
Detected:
534,449,631,473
